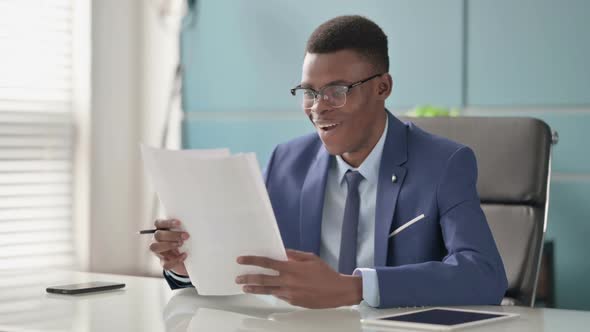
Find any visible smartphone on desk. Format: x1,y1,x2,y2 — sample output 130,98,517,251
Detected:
46,281,125,295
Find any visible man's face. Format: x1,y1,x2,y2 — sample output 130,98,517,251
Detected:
300,50,388,157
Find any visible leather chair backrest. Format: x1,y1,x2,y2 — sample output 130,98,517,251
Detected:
399,116,553,306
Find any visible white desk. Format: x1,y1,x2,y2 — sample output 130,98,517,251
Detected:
1,270,589,331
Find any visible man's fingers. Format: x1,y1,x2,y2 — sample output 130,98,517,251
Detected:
162,258,186,270
243,286,293,302
236,274,283,287
158,250,185,260
150,218,188,271
149,241,181,254
286,249,316,261
271,289,293,302
154,218,181,229
242,285,280,295
161,252,187,270
274,295,292,303
153,229,189,243
236,256,289,272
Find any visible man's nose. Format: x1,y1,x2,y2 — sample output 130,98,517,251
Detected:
310,95,331,115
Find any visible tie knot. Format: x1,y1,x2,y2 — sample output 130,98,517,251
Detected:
344,170,364,189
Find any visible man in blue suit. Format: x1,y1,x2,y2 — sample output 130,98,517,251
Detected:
150,15,508,309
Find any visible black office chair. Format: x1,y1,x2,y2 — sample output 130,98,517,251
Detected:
399,116,557,307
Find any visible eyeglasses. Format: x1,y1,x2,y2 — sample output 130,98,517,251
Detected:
290,73,385,109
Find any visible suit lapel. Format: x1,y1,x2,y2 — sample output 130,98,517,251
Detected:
374,112,408,266
299,144,330,254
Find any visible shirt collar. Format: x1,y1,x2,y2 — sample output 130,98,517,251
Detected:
335,114,389,186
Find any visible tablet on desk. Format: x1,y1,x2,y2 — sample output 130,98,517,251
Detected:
361,307,518,331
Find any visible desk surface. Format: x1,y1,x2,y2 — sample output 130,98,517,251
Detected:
1,270,589,331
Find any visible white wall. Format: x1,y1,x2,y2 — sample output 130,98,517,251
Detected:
90,0,141,274
89,0,180,275
137,1,183,277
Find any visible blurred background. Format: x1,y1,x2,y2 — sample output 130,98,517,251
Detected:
1,0,588,312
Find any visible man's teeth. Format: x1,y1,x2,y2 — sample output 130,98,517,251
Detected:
319,123,339,129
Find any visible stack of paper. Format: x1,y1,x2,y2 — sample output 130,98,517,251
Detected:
140,146,287,295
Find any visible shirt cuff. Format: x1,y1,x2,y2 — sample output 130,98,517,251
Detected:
353,268,380,307
165,270,191,284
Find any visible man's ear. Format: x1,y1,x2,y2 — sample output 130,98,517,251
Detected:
376,73,393,100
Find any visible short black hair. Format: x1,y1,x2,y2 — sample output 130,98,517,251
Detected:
306,15,389,72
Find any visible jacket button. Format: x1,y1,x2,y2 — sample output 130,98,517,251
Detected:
391,174,397,183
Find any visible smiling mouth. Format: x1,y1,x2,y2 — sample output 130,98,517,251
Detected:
315,122,341,131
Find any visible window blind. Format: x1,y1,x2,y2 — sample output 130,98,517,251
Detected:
0,0,76,271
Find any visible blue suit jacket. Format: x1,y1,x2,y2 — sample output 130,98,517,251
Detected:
165,111,508,308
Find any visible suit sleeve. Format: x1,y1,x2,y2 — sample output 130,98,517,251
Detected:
163,270,195,290
263,145,279,186
374,147,508,308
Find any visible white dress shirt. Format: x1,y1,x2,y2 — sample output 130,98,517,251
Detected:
319,116,388,307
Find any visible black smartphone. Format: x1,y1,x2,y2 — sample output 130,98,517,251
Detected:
46,281,125,295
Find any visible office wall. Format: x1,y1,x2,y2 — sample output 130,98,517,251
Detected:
180,0,464,164
90,0,183,277
91,0,141,274
463,0,590,311
180,0,590,310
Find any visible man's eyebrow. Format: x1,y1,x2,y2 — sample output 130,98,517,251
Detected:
300,79,351,89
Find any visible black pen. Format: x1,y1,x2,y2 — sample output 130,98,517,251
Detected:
138,228,170,234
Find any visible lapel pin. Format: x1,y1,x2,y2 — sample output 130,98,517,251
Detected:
391,174,397,183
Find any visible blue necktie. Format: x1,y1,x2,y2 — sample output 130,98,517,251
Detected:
338,170,364,275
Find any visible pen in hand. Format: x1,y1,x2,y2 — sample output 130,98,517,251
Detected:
138,228,170,234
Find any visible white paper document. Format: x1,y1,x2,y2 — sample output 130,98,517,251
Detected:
140,146,287,295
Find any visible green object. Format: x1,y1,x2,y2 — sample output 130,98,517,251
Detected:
406,105,459,117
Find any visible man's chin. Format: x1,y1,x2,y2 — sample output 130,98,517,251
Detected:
315,129,349,155
320,142,346,156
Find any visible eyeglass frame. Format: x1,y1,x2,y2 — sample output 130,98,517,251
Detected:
290,73,386,109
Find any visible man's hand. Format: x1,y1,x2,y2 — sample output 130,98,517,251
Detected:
235,249,363,309
148,219,190,276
